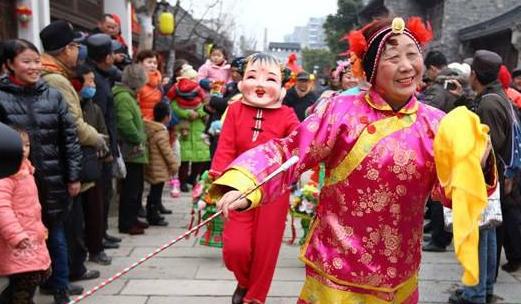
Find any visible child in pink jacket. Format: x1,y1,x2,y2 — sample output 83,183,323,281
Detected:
197,45,231,97
0,128,51,303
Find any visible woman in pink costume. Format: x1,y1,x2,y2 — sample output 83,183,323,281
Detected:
211,17,497,303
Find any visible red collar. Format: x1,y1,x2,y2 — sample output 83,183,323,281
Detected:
9,74,27,86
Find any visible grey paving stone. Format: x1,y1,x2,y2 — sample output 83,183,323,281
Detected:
147,296,298,304
73,295,147,304
272,266,306,281
121,279,237,296
419,263,519,283
130,246,223,259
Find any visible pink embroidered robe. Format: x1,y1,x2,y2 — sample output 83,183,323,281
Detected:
220,89,450,292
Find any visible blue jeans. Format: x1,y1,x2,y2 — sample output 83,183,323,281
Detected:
462,227,497,303
46,221,70,290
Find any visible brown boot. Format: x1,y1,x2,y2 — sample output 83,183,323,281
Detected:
232,285,247,304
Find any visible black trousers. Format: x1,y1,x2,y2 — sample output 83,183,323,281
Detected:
100,162,113,235
67,197,87,278
146,182,165,221
209,135,219,161
118,163,144,231
502,205,521,262
428,200,453,247
0,270,49,304
82,185,104,255
496,205,521,277
179,161,210,186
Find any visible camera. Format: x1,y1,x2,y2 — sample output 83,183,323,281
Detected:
0,122,23,178
444,80,457,91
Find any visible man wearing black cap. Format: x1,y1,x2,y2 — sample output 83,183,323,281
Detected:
40,20,107,152
282,71,318,122
39,20,107,304
84,33,123,249
450,49,511,304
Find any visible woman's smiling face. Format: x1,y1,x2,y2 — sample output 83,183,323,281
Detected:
374,34,423,108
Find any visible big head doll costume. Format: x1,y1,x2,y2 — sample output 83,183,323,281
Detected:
210,17,497,304
209,53,300,304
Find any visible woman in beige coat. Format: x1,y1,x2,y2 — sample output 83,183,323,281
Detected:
144,102,179,225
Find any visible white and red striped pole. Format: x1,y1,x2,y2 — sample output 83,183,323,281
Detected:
68,156,299,304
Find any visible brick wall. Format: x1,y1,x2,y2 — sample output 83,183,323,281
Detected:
380,0,519,62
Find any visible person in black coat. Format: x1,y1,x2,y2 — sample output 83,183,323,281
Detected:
0,39,82,303
84,33,123,248
449,50,511,304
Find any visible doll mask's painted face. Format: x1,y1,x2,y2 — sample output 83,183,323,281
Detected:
239,60,286,108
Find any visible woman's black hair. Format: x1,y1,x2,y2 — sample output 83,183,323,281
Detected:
2,39,40,73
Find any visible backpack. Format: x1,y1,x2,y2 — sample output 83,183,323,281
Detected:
485,93,521,178
505,100,521,178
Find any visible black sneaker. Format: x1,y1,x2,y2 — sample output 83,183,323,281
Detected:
53,289,70,304
148,218,169,227
138,206,146,218
69,269,100,282
68,283,84,295
104,233,122,243
40,284,83,296
232,284,248,304
158,204,173,214
422,241,447,252
103,239,120,249
501,261,521,273
448,290,480,304
89,251,112,265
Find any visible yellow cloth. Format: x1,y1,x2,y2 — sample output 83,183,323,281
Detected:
434,106,489,286
208,168,262,209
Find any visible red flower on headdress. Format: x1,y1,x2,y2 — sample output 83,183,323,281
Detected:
406,17,433,45
347,30,367,60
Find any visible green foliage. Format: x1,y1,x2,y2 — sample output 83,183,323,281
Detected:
323,0,363,57
301,48,336,77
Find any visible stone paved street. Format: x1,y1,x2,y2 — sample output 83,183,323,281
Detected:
8,189,521,303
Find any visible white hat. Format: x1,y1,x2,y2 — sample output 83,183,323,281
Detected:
176,64,197,80
448,62,471,78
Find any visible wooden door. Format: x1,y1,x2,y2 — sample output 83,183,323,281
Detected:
50,0,103,31
0,0,17,40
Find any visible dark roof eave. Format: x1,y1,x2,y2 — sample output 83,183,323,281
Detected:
458,5,521,41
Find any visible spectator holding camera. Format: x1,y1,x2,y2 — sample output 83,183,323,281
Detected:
93,14,131,71
423,66,469,113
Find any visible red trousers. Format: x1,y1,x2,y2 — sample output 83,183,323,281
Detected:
222,193,289,303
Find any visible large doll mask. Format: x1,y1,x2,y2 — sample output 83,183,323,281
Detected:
238,54,286,109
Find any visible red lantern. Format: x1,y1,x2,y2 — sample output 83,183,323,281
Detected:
16,5,32,27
